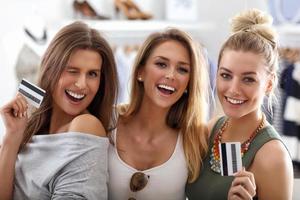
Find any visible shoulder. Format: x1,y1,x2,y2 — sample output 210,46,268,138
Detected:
69,114,106,137
207,117,221,136
251,139,293,199
254,139,291,170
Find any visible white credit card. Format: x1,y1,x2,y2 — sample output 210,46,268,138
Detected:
18,79,45,108
219,142,242,176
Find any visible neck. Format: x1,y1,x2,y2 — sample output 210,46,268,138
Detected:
49,107,74,134
229,111,263,127
126,101,172,138
223,110,264,141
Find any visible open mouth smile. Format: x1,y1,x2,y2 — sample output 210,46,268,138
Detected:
225,96,246,105
157,84,176,95
65,89,86,102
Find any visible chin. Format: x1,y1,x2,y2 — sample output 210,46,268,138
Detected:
223,110,244,119
64,108,84,117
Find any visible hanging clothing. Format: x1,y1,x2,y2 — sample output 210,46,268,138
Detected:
115,46,137,104
280,62,300,162
15,44,41,84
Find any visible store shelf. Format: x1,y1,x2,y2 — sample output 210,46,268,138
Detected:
61,19,216,44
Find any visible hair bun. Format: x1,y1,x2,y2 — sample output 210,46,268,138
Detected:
231,8,272,32
231,8,277,48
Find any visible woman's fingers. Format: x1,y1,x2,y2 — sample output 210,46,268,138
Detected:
234,169,256,191
230,194,242,200
229,184,252,200
228,169,257,200
17,94,28,117
13,94,28,117
232,176,256,197
1,93,28,118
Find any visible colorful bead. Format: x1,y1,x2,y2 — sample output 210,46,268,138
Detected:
210,115,265,174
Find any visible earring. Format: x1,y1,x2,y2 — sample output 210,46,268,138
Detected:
184,89,188,94
137,77,142,81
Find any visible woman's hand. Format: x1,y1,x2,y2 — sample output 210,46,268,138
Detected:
0,93,28,146
227,168,256,200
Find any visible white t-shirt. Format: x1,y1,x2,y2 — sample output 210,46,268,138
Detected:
108,130,188,200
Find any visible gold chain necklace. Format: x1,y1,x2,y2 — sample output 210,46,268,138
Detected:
210,115,265,174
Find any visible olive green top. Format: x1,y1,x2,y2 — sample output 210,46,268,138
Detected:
186,117,282,200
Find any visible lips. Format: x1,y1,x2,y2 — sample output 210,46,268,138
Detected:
65,89,86,102
225,96,246,105
157,84,176,95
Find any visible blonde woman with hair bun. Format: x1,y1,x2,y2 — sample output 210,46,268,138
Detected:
186,9,293,200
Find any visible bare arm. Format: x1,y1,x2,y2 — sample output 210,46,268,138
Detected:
251,140,293,200
227,140,293,200
0,136,21,200
0,94,28,199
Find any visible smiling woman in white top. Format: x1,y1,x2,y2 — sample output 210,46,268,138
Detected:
108,28,209,200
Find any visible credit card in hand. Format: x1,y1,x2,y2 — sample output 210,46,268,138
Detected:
219,142,242,176
18,79,45,108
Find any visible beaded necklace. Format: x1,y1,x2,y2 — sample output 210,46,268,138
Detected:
210,115,265,174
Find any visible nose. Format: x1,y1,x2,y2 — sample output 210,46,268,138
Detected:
75,74,87,89
228,78,241,96
165,67,175,80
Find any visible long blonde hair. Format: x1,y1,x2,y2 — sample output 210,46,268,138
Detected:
120,28,209,182
22,21,118,147
218,8,279,113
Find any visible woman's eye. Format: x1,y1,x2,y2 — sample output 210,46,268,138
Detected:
243,77,256,83
178,66,189,74
155,62,167,68
220,73,231,80
88,71,98,77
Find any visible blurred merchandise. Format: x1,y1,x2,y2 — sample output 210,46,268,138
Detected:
73,0,110,20
114,0,152,20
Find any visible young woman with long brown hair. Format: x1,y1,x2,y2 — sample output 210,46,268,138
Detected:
0,21,118,200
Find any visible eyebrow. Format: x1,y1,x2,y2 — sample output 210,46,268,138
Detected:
154,56,190,66
66,66,101,72
219,67,257,75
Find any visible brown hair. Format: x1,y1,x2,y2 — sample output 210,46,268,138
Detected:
22,21,118,146
218,8,279,112
119,28,209,182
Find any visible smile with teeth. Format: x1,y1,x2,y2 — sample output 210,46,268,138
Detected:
225,96,245,105
65,89,86,100
157,84,176,94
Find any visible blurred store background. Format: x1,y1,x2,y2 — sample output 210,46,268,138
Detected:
0,0,299,198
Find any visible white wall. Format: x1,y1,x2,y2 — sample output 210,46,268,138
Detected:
0,0,74,137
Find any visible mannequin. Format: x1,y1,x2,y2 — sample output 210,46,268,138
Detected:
115,45,138,104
